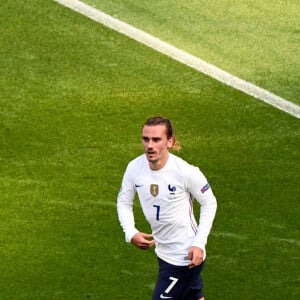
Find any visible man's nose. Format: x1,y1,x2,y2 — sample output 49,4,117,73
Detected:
148,139,154,147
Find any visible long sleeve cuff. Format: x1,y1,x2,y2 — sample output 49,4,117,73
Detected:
125,228,139,243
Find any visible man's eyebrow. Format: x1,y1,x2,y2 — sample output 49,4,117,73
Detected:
142,136,161,140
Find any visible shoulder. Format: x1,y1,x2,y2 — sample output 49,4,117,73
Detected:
169,153,195,171
121,154,147,183
126,154,147,171
169,153,205,180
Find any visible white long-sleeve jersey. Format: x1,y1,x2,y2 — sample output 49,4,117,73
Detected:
117,153,217,266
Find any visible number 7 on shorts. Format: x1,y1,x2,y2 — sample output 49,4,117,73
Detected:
160,277,179,299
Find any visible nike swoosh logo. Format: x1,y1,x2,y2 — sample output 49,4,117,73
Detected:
135,184,143,188
160,294,172,299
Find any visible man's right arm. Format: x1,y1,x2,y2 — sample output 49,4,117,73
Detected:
117,164,155,249
117,169,139,243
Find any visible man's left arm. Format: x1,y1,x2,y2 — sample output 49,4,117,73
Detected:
188,167,217,261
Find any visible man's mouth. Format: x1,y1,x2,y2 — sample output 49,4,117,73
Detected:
147,150,155,155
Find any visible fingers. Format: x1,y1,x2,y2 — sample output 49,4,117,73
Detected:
131,232,155,250
188,247,204,269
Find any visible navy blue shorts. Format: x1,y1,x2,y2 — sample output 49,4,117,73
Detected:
152,258,205,300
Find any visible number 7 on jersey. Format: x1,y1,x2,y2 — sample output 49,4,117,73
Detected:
153,205,160,221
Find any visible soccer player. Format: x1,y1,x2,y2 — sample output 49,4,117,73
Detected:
117,116,217,300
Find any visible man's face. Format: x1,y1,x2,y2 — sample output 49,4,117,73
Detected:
142,125,174,168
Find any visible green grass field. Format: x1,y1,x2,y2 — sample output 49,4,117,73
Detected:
0,1,299,299
84,0,300,105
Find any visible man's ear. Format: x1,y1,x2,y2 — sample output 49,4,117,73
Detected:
167,136,175,149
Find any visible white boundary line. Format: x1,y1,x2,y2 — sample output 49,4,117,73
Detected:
54,0,300,119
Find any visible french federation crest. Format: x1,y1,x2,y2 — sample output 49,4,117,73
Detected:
150,184,159,197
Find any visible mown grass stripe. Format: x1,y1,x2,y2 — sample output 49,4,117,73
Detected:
54,0,300,119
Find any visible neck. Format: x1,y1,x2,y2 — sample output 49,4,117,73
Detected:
149,162,161,170
149,153,169,170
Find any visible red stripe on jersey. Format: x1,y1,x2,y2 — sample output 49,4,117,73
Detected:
189,194,198,234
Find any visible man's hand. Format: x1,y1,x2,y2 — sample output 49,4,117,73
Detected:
131,232,155,250
188,246,204,269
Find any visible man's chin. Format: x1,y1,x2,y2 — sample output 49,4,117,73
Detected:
146,155,157,162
